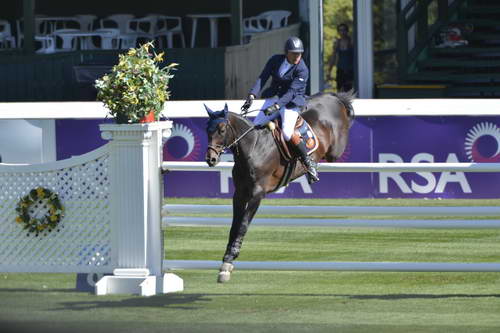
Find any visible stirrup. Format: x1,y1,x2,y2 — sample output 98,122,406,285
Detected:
306,168,319,184
301,156,319,184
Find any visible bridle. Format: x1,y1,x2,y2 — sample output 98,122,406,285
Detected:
207,119,256,157
240,108,261,117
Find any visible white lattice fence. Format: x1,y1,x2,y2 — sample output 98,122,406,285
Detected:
0,121,181,296
0,145,114,273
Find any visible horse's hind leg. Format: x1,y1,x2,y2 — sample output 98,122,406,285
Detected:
218,189,264,283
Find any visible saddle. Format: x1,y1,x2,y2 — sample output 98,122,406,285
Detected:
271,115,319,162
268,115,319,192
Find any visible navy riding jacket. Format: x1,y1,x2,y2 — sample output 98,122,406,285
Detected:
249,54,309,109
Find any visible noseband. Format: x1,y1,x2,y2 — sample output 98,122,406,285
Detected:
207,143,226,157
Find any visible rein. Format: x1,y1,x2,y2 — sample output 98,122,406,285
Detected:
207,118,260,155
240,108,261,117
226,125,255,149
208,121,256,156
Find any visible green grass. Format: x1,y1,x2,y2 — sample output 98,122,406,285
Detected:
2,198,500,332
164,226,500,263
2,270,500,333
165,197,500,220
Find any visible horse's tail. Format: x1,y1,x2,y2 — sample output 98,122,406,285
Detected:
330,89,356,126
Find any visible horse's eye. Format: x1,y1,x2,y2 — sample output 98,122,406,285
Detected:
218,125,226,134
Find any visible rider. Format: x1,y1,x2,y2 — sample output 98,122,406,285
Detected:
241,36,319,184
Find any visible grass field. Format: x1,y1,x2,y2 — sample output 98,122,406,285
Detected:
1,198,500,332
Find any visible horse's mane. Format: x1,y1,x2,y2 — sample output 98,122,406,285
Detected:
230,111,255,127
329,89,355,119
307,90,355,119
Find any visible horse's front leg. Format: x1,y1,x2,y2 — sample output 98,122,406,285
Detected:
218,189,264,283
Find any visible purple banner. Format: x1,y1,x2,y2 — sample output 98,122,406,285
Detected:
56,116,500,198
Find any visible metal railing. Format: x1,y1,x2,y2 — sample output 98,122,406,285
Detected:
397,0,467,79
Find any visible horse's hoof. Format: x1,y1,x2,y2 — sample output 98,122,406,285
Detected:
217,271,231,283
217,263,234,283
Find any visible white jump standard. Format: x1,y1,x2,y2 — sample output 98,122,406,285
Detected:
0,121,183,296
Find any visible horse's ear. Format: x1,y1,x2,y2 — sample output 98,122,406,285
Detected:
223,103,229,117
204,104,214,118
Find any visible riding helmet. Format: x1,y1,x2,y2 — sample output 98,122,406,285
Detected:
284,36,304,53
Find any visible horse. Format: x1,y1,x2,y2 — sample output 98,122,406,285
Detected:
204,91,355,283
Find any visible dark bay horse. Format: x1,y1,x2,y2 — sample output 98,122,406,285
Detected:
204,91,355,283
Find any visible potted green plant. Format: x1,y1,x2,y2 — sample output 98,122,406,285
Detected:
95,41,178,124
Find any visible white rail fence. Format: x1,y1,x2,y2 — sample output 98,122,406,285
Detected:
162,161,500,273
162,204,500,228
164,216,500,228
163,161,500,172
163,204,500,217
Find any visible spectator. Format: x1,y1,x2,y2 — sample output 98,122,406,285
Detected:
327,23,354,92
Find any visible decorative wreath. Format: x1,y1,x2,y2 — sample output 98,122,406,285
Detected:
15,187,64,236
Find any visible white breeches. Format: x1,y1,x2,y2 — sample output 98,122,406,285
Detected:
252,96,300,141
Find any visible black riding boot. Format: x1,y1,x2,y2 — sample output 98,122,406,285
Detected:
294,140,319,184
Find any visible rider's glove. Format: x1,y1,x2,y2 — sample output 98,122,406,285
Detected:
264,103,280,116
241,94,255,112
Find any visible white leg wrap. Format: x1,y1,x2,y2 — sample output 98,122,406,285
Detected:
217,263,234,283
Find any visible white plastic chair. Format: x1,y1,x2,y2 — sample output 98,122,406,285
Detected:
122,15,160,49
244,10,291,34
127,15,157,38
52,28,81,51
243,10,291,41
16,15,59,44
35,35,56,54
154,15,185,48
99,14,135,49
34,16,52,35
0,20,16,48
75,14,97,32
15,18,55,53
99,14,135,33
243,16,268,34
93,28,121,49
259,10,291,30
49,17,81,32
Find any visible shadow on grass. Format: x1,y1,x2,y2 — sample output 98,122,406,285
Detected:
0,288,77,293
50,292,500,311
214,293,500,300
348,293,500,300
52,293,211,311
